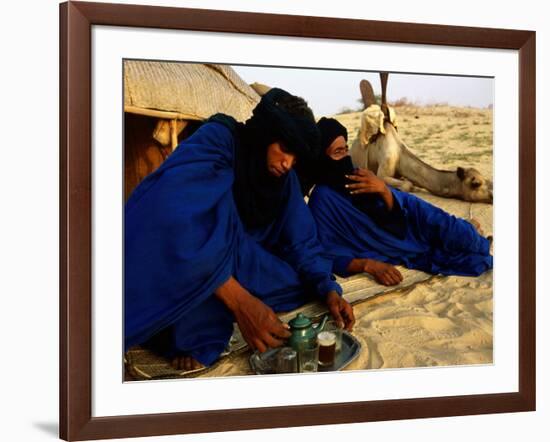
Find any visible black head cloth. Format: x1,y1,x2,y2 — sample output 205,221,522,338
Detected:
231,88,321,229
296,117,354,195
314,117,407,239
245,88,321,162
317,117,348,151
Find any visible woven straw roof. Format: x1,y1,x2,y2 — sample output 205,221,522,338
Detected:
124,61,260,122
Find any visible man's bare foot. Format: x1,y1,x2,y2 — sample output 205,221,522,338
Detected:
348,258,403,286
171,355,204,371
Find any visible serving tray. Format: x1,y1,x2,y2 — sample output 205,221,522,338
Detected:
249,330,361,374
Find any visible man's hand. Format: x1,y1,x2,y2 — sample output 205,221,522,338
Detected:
346,168,386,194
351,258,402,286
215,277,290,353
233,294,291,353
325,291,355,331
346,168,394,210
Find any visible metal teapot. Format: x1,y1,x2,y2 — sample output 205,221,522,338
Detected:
287,313,329,353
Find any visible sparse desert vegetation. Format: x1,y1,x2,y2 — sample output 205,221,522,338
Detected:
334,105,493,181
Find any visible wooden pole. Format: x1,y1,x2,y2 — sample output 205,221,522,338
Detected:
170,119,188,150
124,105,200,121
170,119,178,150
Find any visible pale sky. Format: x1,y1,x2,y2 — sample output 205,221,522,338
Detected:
232,64,494,117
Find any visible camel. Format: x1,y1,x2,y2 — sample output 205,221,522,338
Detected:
350,74,493,204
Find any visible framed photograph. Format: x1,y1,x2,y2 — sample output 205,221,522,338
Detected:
60,1,536,440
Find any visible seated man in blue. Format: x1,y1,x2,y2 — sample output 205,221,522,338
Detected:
305,117,493,287
125,89,355,371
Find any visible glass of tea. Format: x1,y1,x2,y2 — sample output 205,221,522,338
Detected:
317,331,337,366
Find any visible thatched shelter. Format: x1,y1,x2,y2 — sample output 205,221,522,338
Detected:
124,61,260,199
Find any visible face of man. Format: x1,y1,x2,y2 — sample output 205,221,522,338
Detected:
266,142,297,177
325,135,349,160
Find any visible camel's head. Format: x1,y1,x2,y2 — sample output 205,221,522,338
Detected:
456,167,493,203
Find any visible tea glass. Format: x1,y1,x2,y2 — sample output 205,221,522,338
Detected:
276,347,298,374
299,344,319,373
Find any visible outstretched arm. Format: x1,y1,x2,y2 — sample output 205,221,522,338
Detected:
271,173,355,330
272,175,342,297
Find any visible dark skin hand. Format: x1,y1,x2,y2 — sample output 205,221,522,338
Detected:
345,168,394,210
218,279,355,351
170,276,293,369
325,291,355,331
170,288,356,369
348,258,403,286
215,277,291,353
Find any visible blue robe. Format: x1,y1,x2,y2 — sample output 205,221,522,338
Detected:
308,185,492,277
125,121,341,366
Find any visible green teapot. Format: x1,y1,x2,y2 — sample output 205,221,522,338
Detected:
287,313,329,353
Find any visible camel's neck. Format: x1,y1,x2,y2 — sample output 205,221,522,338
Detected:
398,147,462,197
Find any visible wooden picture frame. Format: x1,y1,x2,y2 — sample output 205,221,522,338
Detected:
59,1,536,440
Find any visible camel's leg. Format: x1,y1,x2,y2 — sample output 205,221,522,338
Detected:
376,158,414,192
382,176,414,192
350,138,369,170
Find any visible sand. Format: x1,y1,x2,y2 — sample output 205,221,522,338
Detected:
345,271,493,370
336,104,494,180
195,104,494,378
